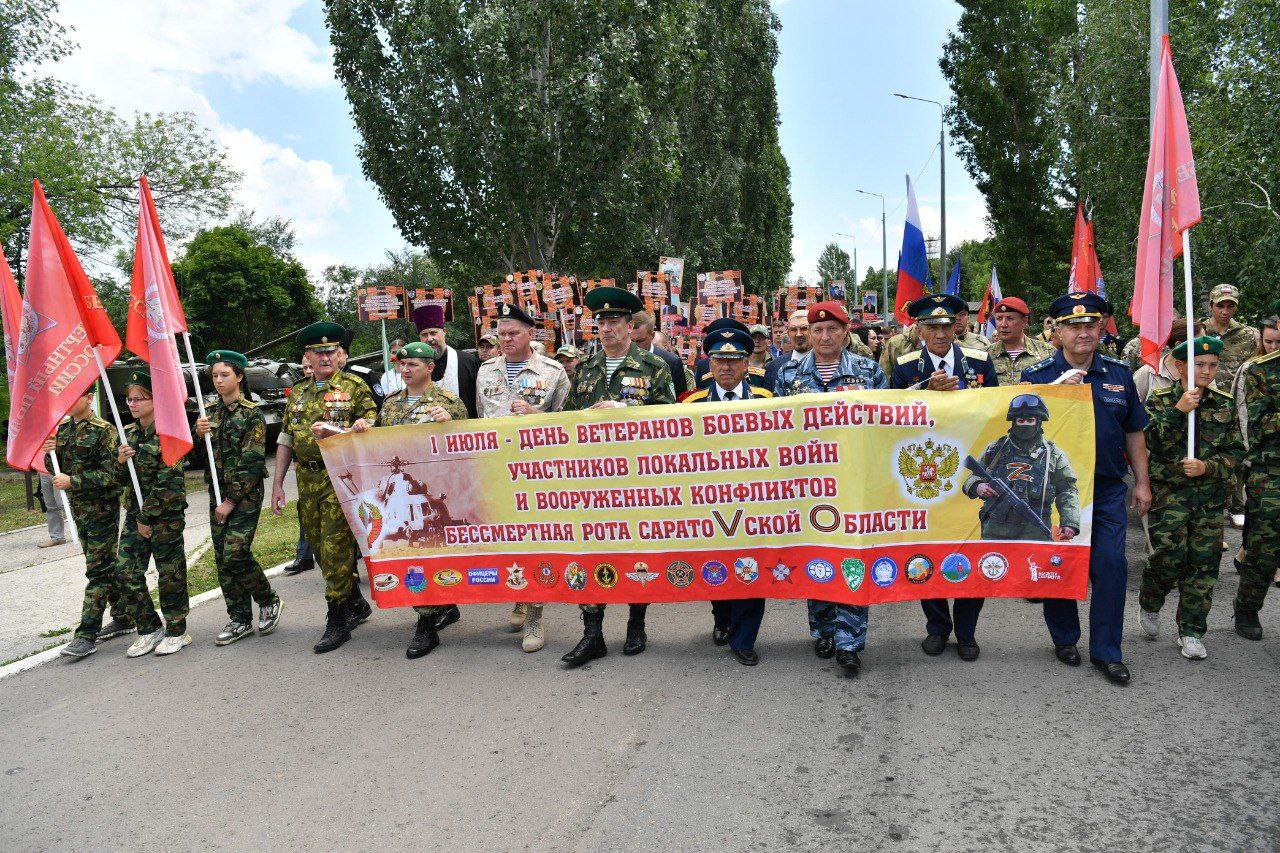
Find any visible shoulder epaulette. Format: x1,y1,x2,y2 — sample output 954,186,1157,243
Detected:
1208,385,1234,400
1100,354,1129,370
752,388,775,398
683,389,710,404
239,398,259,409
897,350,923,366
1025,356,1055,372
1254,348,1280,365
87,415,111,429
1149,385,1175,397
959,346,988,362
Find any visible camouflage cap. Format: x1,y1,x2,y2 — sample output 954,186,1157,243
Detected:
1209,283,1239,305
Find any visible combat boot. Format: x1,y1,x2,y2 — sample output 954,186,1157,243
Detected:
433,604,461,631
1234,607,1263,641
562,610,606,666
522,605,545,652
509,602,527,631
623,604,647,655
346,587,372,631
314,601,351,654
406,614,439,659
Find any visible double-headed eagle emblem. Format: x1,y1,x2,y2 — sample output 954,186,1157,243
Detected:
897,438,960,501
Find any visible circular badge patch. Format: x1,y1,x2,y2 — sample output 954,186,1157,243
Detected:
565,562,588,591
871,557,898,588
940,553,971,583
702,560,729,586
905,555,934,584
666,560,694,588
841,558,865,591
536,562,558,589
373,572,400,593
734,557,759,584
594,563,619,589
432,569,461,588
805,558,836,583
979,552,1009,581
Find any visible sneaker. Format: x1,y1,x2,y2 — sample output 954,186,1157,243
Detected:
1139,609,1159,640
127,628,165,657
153,634,192,656
37,538,67,549
509,602,527,631
60,636,97,659
215,622,254,646
1178,635,1207,660
1230,513,1245,529
96,619,135,642
522,607,545,653
257,599,283,635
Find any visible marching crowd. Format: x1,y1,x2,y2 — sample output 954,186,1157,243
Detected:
43,282,1280,687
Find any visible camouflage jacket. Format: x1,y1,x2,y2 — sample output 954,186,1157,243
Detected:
1201,317,1260,380
475,353,570,417
120,420,187,524
879,326,920,374
1145,382,1241,497
378,384,469,426
280,370,377,463
776,349,887,396
565,344,675,410
987,335,1053,387
206,395,266,505
53,415,119,504
1241,348,1280,470
962,433,1081,534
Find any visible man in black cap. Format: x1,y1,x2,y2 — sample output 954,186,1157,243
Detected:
562,286,675,667
412,303,480,417
694,317,773,393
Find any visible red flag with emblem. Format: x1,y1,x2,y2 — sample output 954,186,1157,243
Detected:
1,251,21,397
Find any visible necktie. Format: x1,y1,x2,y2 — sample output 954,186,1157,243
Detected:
725,391,736,401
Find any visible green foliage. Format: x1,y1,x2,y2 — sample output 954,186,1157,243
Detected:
816,242,852,286
324,0,791,293
172,223,320,357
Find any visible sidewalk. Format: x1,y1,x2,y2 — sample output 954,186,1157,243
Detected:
0,455,298,664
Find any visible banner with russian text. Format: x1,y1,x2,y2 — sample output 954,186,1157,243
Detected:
319,385,1095,607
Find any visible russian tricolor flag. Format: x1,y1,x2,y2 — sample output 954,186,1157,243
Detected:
894,174,930,323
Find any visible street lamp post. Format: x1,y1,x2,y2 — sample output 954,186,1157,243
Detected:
894,93,948,286
855,189,889,325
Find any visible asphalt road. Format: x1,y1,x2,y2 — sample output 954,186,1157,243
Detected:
2,521,1278,852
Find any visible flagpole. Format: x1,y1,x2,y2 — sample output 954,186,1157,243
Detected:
47,449,79,546
91,348,145,506
1181,229,1196,459
380,319,391,373
180,332,223,506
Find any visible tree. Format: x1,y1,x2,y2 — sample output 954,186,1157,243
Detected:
815,242,852,285
172,223,320,356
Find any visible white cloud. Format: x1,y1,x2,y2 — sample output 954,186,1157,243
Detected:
220,128,348,243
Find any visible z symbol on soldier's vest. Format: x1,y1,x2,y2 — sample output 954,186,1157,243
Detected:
897,437,961,501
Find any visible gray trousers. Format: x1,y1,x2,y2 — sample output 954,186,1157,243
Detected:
39,474,65,540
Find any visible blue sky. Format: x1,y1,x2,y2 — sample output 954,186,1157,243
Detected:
52,0,986,284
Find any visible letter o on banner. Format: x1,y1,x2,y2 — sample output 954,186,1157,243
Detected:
809,504,841,533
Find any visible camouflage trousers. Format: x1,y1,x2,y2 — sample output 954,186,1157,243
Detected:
116,512,189,637
1140,489,1225,637
297,468,357,604
70,498,123,641
808,600,867,652
212,487,277,624
1236,466,1280,616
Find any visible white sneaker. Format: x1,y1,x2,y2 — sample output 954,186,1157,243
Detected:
1230,513,1245,528
1139,609,1159,640
509,602,527,631
522,606,545,653
127,628,165,657
1178,635,1208,660
153,634,192,656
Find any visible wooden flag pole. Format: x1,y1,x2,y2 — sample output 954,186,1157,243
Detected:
180,332,222,507
1181,229,1196,460
91,347,145,506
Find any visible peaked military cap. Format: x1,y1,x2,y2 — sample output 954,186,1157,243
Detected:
126,368,152,392
706,327,754,359
496,302,536,326
1170,335,1223,361
703,317,750,337
1048,291,1111,324
298,321,347,351
584,286,643,319
397,341,438,361
907,293,966,325
206,349,249,370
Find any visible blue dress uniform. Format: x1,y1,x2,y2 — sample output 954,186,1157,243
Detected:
1021,293,1148,678
890,294,999,657
775,302,888,672
693,318,773,393
684,326,773,664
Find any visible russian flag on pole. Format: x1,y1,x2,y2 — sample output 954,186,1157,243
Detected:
977,266,1002,339
894,174,930,324
945,252,962,296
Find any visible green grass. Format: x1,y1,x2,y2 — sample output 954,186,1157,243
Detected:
38,627,70,638
0,471,43,533
2,641,65,667
182,500,300,598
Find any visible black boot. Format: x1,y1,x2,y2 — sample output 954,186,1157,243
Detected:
562,610,607,666
283,558,314,575
313,601,351,654
406,614,440,659
1235,607,1263,641
623,604,647,656
346,587,372,630
433,604,461,631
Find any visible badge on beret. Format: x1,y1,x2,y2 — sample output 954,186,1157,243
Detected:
819,310,827,319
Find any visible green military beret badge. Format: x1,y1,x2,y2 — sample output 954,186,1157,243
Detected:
127,369,152,392
1170,335,1223,361
206,349,249,370
397,341,438,361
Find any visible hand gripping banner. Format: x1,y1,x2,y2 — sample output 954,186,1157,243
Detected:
319,385,1095,608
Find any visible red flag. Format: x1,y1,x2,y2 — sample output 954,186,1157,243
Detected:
33,181,123,364
1132,34,1201,369
127,176,192,465
5,185,103,471
1,252,21,396
1068,203,1095,293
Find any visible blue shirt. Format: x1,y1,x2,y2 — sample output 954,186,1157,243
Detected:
1021,349,1148,481
775,350,888,397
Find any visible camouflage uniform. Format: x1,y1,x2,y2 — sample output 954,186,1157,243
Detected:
54,415,122,641
115,421,189,637
847,335,874,360
776,349,887,653
1121,336,1144,373
956,330,989,349
878,326,920,375
987,335,1053,388
475,353,570,418
962,430,1080,541
1141,382,1242,637
376,383,468,619
566,343,674,616
1235,348,1280,619
1201,318,1260,381
207,395,278,624
280,370,377,604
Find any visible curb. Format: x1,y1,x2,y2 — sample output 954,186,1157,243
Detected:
0,559,293,683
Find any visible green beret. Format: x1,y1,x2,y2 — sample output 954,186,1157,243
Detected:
584,286,643,318
206,349,248,370
397,341,438,361
298,321,347,351
1170,335,1223,361
127,369,152,392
